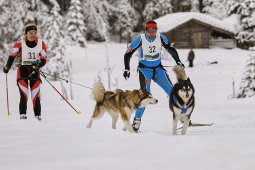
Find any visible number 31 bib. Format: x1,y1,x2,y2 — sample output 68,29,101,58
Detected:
21,39,42,65
141,33,161,61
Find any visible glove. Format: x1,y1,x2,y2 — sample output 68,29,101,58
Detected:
177,61,185,68
123,70,130,80
3,66,10,73
31,65,40,72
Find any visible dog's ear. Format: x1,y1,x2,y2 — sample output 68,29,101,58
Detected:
139,89,143,96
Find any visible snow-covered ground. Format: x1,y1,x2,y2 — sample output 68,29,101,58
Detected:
0,43,254,170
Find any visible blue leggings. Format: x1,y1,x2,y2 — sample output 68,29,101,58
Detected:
135,66,173,118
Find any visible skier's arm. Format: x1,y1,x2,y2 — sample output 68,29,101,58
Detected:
124,35,142,70
160,34,182,64
38,41,48,68
6,41,22,68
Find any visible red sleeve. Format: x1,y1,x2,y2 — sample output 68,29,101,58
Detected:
42,41,47,53
9,41,21,57
39,41,47,62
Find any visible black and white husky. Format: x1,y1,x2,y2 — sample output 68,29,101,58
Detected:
169,65,195,135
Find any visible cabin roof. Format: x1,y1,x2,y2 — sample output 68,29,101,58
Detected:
155,12,236,34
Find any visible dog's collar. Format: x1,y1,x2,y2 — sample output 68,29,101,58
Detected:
134,102,139,109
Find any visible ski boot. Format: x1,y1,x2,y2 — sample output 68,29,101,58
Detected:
20,114,27,120
35,115,42,121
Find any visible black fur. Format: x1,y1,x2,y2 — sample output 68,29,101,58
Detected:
169,78,195,118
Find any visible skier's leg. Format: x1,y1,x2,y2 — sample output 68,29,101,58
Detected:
30,74,41,119
154,67,173,95
17,79,29,119
132,68,152,132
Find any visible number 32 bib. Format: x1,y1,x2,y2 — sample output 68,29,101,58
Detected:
21,39,42,65
141,33,161,61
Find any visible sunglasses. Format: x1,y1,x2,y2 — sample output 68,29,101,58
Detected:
146,28,157,34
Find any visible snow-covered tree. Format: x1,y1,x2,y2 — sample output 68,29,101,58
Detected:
112,0,138,42
55,38,74,100
65,0,86,47
22,0,38,24
0,0,8,67
203,0,227,19
143,0,172,21
237,46,255,98
191,0,200,12
36,1,51,38
82,0,118,41
236,0,255,48
171,0,192,12
226,0,241,15
43,0,73,99
226,0,255,48
43,0,65,59
0,0,25,67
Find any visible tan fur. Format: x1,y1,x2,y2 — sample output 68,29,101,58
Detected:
87,82,158,132
92,82,105,103
173,65,187,81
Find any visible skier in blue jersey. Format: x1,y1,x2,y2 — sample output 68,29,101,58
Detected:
123,20,185,132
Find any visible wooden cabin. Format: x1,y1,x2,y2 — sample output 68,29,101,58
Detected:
156,12,236,48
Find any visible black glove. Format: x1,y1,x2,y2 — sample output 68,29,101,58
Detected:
123,70,130,80
176,61,185,68
3,66,10,73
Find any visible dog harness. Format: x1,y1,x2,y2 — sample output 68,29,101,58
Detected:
172,95,193,114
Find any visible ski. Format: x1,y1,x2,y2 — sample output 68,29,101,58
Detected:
177,122,214,130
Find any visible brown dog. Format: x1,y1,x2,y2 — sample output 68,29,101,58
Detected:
87,82,158,132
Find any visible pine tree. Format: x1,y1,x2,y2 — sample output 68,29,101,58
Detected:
65,0,86,47
0,0,8,67
43,0,64,59
226,0,241,15
22,0,38,24
236,0,255,48
55,38,74,99
36,1,51,38
82,0,115,41
112,0,138,42
0,0,25,67
44,0,73,99
226,0,255,48
237,46,255,98
191,0,200,12
143,0,172,21
203,0,227,19
171,0,192,12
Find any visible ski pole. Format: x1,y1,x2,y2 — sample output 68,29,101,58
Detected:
163,65,174,68
126,24,130,49
40,71,81,115
40,71,92,89
5,74,10,116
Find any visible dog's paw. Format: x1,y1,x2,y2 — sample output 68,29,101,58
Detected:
172,131,177,135
181,131,186,135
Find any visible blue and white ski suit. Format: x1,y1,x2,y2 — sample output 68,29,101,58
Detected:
124,33,182,118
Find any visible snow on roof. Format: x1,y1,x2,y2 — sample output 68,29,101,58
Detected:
155,12,236,34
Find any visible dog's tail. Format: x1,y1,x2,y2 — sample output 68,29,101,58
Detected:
173,65,187,81
92,82,105,103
